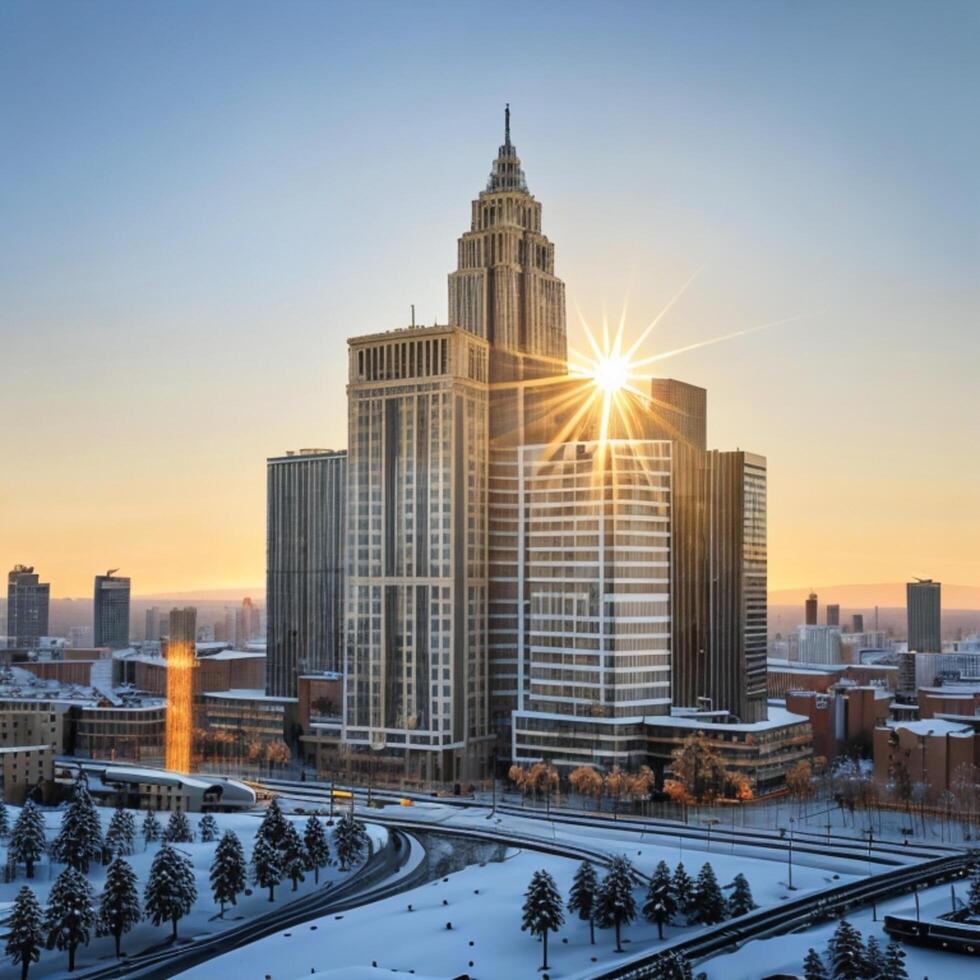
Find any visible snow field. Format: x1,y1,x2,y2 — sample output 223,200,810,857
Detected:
0,803,385,979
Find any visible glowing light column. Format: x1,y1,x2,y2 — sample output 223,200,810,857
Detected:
164,639,195,772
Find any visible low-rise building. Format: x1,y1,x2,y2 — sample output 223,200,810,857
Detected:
872,719,976,803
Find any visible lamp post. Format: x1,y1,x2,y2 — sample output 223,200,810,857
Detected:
779,822,796,891
702,817,720,852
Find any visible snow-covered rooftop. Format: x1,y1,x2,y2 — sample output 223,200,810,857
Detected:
883,718,974,737
201,688,297,703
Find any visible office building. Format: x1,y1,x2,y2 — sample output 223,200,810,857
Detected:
6,565,50,648
93,572,131,649
344,325,490,783
805,591,818,626
907,579,941,652
235,596,261,649
144,606,163,641
796,625,843,665
266,448,347,697
852,613,864,633
826,603,840,627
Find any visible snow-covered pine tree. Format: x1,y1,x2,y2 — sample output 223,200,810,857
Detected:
864,935,884,979
281,821,307,891
595,854,638,953
210,830,247,915
827,919,867,980
690,864,726,925
44,866,96,972
105,809,137,858
0,799,10,838
251,836,283,902
142,809,162,845
97,856,141,957
643,860,677,940
162,808,194,844
521,869,565,971
51,775,104,873
143,844,197,940
670,862,696,921
881,941,908,980
968,866,980,914
568,860,599,945
5,886,44,980
332,812,368,871
802,947,828,980
256,798,288,852
303,815,330,884
9,800,47,879
726,872,757,917
198,813,219,843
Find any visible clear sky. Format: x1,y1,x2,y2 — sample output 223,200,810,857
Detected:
2,1,978,597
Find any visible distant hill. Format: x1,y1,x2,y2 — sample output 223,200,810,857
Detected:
133,587,266,601
768,583,980,610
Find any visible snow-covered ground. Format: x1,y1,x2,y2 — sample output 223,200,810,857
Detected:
177,800,876,980
704,879,977,980
0,803,385,978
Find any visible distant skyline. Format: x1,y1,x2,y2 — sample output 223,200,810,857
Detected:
2,1,978,596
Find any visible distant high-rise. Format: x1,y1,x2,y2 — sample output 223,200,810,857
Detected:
826,603,840,627
852,613,864,633
907,579,941,652
93,572,131,649
168,607,197,646
145,606,162,641
805,592,818,626
266,448,347,698
235,596,261,649
6,565,50,648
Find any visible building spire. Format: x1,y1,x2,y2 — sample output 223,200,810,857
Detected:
486,103,527,193
505,103,511,148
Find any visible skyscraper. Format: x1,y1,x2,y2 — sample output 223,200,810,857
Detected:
266,448,347,698
93,571,131,649
805,592,818,626
6,565,50,648
344,326,490,783
907,579,941,652
852,613,864,633
145,606,162,641
826,603,840,627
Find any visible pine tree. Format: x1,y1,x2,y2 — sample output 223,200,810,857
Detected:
198,813,219,843
251,836,282,902
521,869,565,971
44,866,96,973
162,808,194,844
256,798,288,852
51,776,104,873
0,799,10,838
690,863,726,925
5,886,44,980
9,800,47,879
596,855,637,953
210,830,247,915
881,941,908,980
303,815,330,884
568,861,599,945
864,936,884,979
827,919,867,980
643,860,677,940
333,812,369,871
105,809,137,858
281,821,307,891
968,867,980,914
144,844,197,940
727,872,757,917
142,809,162,845
97,857,141,958
671,862,696,921
802,947,828,980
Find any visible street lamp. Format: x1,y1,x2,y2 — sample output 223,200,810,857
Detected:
779,823,796,891
702,817,720,852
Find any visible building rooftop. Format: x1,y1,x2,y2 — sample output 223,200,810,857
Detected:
883,718,974,737
201,688,297,703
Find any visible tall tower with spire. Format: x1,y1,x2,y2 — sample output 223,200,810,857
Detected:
448,105,567,382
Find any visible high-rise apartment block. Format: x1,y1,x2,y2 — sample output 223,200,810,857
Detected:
93,572,131,649
144,606,163,641
6,565,50,648
826,603,840,627
852,613,864,633
266,448,347,698
907,579,941,652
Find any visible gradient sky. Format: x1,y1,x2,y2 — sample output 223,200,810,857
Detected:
2,1,978,597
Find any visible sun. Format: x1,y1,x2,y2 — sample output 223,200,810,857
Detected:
592,354,629,394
